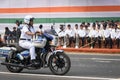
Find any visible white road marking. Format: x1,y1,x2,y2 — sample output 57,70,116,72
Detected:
0,72,116,80
67,52,120,56
71,58,120,61
91,58,120,61
110,79,120,80
94,60,111,63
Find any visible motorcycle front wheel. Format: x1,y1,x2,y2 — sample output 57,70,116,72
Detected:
49,52,71,75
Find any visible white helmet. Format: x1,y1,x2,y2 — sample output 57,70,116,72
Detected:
24,15,34,24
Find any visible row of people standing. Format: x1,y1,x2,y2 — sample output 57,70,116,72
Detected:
58,21,120,49
4,20,21,44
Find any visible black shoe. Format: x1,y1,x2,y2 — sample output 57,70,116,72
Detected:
30,59,39,67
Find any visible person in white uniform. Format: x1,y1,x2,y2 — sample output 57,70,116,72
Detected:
88,23,98,48
58,25,65,46
19,15,38,65
96,24,102,48
63,24,75,48
78,24,86,48
110,24,117,48
102,23,111,48
74,24,79,48
115,24,120,48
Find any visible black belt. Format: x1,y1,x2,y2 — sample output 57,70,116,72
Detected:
20,38,31,41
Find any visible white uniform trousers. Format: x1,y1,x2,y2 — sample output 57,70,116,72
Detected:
19,40,36,60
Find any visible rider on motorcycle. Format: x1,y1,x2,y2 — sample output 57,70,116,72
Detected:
19,15,39,66
1,19,71,75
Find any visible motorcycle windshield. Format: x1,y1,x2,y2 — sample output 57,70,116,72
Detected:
43,33,53,41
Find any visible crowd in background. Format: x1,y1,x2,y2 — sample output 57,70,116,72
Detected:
3,20,21,44
1,20,120,49
58,20,120,49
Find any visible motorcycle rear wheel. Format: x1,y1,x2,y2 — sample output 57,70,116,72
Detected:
49,52,71,75
5,57,23,73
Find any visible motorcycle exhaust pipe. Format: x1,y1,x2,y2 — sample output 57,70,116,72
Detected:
1,62,25,68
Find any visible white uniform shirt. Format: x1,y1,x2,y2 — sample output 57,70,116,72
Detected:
65,29,74,37
116,29,120,39
110,29,116,39
58,30,65,37
78,29,86,37
74,28,79,35
88,29,98,37
97,29,102,37
20,24,36,39
103,29,110,38
100,24,103,30
85,29,90,37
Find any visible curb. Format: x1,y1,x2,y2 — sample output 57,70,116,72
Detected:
57,47,120,53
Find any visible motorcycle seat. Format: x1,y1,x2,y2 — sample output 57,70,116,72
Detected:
7,43,28,52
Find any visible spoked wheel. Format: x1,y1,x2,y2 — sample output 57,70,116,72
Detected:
49,52,71,75
5,57,23,73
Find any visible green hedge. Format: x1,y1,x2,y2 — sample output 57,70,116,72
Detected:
0,17,120,23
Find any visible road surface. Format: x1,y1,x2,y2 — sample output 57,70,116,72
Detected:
0,52,120,80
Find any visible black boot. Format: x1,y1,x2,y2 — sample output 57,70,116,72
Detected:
30,59,39,67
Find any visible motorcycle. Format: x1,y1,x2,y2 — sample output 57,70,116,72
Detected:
0,33,71,75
